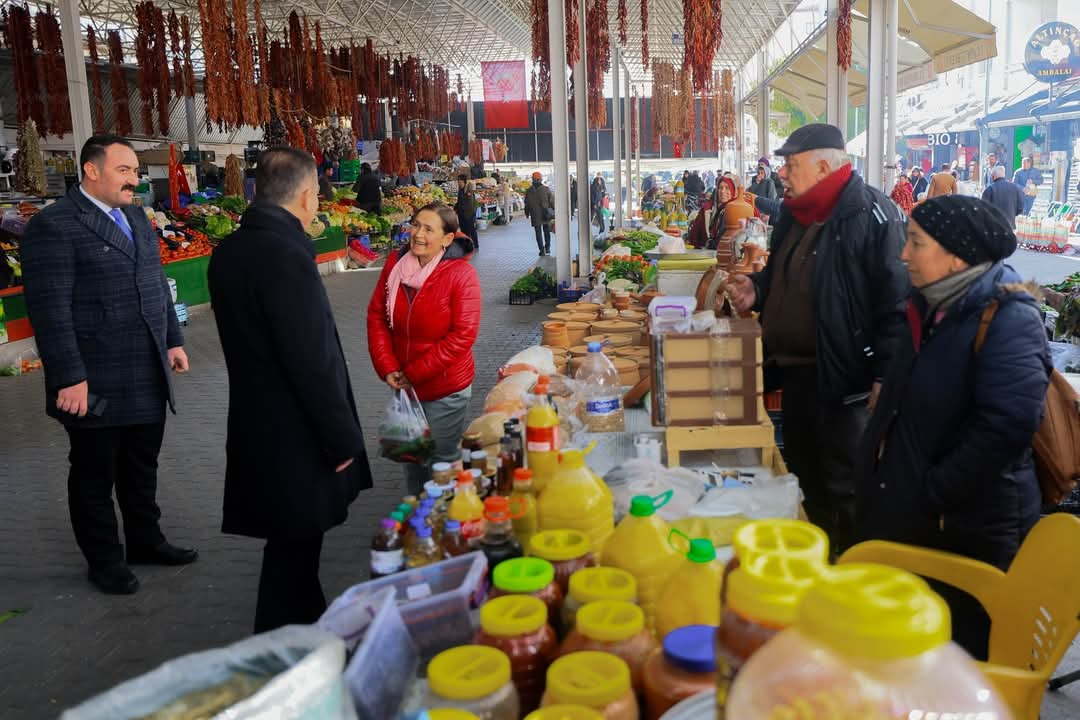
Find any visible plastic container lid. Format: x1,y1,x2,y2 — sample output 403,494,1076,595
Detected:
663,625,718,673
444,520,462,533
416,526,433,538
568,567,637,604
529,529,591,562
686,538,716,563
427,645,512,701
471,450,488,459
428,710,480,720
628,491,673,517
456,472,474,487
731,519,829,566
726,553,822,628
798,563,950,661
484,496,512,522
575,600,645,642
480,595,549,637
493,557,556,594
427,485,444,499
524,706,604,720
397,503,414,516
390,511,406,525
587,341,602,352
545,651,632,707
432,462,453,472
379,518,396,531
513,468,534,483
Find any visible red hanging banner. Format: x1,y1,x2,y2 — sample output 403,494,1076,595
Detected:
481,61,529,129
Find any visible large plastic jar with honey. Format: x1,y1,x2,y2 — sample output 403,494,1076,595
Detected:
473,595,560,714
559,601,657,692
422,645,521,720
641,625,718,720
541,651,639,720
490,557,565,628
715,553,821,715
726,564,1012,719
529,529,597,594
561,567,637,633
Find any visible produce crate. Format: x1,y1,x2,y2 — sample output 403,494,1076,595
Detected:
335,552,488,662
320,586,418,720
339,160,360,183
557,285,588,302
509,290,535,305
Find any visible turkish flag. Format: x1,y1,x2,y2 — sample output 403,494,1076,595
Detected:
674,142,683,158
481,61,529,129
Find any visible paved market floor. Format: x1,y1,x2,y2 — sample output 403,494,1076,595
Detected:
2,218,1079,718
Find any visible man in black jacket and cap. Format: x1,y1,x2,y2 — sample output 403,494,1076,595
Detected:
351,162,382,213
729,124,910,554
209,148,373,632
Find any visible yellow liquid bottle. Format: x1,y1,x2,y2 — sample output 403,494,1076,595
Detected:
510,468,539,549
655,535,724,640
448,471,485,545
525,381,560,492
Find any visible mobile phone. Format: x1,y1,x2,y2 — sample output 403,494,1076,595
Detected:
86,393,108,417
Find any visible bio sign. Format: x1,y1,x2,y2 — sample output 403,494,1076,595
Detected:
1024,22,1080,83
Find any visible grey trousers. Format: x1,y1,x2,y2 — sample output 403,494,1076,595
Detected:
404,386,473,495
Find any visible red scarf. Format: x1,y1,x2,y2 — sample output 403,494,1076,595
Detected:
784,164,853,226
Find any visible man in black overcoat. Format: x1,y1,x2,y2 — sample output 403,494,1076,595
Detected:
208,147,373,633
20,135,196,595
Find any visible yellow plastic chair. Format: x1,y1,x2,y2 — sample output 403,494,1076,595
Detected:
839,513,1080,720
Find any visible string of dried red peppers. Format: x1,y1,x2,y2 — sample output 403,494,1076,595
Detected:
838,0,853,71
87,27,107,133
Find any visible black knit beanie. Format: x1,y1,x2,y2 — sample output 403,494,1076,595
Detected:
911,196,1017,265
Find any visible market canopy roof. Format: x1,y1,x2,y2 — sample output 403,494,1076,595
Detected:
980,79,1080,127
747,0,996,118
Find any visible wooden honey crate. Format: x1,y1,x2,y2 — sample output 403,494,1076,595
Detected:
650,319,764,427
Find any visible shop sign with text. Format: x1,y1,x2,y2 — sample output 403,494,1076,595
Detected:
1024,22,1080,82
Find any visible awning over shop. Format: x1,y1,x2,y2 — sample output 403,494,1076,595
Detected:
749,0,996,118
980,81,1080,127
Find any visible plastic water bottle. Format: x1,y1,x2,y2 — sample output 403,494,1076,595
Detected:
575,341,625,432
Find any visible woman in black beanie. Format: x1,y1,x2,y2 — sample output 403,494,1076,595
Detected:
854,195,1051,660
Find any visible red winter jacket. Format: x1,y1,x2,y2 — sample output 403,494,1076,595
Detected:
367,235,481,401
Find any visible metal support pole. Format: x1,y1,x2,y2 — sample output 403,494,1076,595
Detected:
548,0,572,283
612,45,623,230
466,98,475,142
884,0,899,190
574,0,591,273
534,113,540,162
825,0,850,130
384,100,393,140
757,52,769,165
624,71,633,216
634,89,641,206
184,97,199,154
735,71,744,175
60,0,93,153
866,0,887,189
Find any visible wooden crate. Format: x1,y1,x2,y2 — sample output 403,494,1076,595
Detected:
650,320,764,427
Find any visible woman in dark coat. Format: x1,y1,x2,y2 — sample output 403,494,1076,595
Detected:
456,175,479,249
856,195,1051,660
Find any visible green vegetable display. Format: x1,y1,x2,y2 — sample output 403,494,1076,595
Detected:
615,230,661,256
204,214,238,240
511,267,557,296
216,196,248,215
1047,272,1080,294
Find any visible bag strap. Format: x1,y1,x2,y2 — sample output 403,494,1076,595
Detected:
974,299,1000,354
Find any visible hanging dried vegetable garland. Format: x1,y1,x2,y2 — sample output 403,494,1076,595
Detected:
837,0,853,71
310,21,329,119
198,0,230,129
253,0,270,123
676,65,694,141
630,94,637,154
565,0,579,68
718,68,735,139
134,3,156,134
682,0,722,94
168,11,184,98
618,0,628,46
651,62,675,143
232,0,258,127
35,10,71,138
641,0,649,71
5,6,43,128
87,27,107,133
530,0,551,113
181,17,197,99
107,31,133,136
586,0,610,127
15,120,46,196
151,6,171,135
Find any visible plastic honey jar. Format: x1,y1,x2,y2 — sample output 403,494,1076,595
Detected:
559,601,657,692
422,645,521,720
474,595,560,714
490,557,565,629
541,651,639,720
529,529,597,594
561,567,638,634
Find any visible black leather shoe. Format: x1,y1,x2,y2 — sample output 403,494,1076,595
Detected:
88,563,139,594
127,541,199,566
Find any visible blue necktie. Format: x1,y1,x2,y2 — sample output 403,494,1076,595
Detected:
109,208,134,247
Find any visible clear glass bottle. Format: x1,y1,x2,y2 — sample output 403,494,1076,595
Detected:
442,519,471,558
370,518,404,579
497,432,517,496
479,496,524,575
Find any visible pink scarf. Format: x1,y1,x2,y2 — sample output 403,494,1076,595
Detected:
386,249,445,328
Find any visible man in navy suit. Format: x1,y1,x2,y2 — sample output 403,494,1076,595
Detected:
21,135,197,595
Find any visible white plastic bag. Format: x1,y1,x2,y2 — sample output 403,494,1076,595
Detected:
690,473,803,520
61,625,354,720
378,388,434,464
604,459,708,522
500,346,556,377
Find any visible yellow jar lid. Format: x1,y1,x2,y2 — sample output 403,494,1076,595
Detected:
429,711,481,720
798,563,950,660
545,651,632,707
480,595,549,637
575,600,644,642
732,519,830,565
530,529,592,562
726,553,822,628
568,567,637,604
427,645,511,701
524,705,604,720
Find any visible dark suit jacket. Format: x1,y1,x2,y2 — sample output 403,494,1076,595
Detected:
208,203,372,539
20,185,182,427
982,178,1026,228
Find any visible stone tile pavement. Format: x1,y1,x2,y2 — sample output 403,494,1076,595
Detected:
2,216,1079,718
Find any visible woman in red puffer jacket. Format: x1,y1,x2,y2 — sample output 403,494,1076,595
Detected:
368,203,482,492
